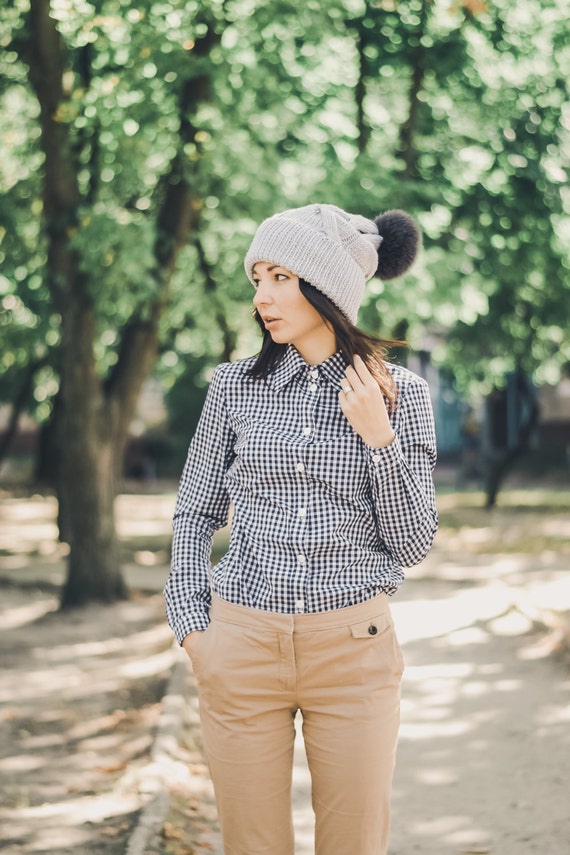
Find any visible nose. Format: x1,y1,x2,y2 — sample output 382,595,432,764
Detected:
252,279,272,308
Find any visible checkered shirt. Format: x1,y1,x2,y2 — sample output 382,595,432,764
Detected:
165,346,438,643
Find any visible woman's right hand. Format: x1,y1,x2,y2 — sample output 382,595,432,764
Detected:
182,630,206,659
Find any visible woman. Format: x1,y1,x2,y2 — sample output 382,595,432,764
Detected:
165,203,438,855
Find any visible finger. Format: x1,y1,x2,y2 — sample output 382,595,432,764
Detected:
344,364,365,391
338,388,356,410
353,354,377,387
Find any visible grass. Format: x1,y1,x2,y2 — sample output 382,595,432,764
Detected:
435,487,570,556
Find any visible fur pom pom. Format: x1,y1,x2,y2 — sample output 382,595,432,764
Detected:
374,210,421,280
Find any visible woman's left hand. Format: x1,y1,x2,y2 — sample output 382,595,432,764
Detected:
339,355,395,448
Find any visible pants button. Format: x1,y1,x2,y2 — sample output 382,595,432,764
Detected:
368,624,378,635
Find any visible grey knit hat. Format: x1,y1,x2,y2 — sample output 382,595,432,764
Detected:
244,203,420,323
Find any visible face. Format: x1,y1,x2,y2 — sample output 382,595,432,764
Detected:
251,262,336,363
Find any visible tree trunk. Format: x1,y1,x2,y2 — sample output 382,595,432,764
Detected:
20,0,216,606
59,302,127,605
483,373,539,508
60,432,125,604
22,0,129,604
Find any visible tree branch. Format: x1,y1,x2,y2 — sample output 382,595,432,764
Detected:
24,0,80,219
20,0,85,309
355,30,370,155
195,238,237,361
104,23,222,436
397,3,431,179
0,359,47,464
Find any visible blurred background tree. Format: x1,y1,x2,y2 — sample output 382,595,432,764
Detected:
1,0,568,604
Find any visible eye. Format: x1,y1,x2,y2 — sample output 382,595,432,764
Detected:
274,272,289,281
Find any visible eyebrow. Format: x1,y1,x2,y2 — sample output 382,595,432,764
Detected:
252,263,280,275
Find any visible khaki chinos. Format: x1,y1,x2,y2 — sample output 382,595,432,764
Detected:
190,592,404,855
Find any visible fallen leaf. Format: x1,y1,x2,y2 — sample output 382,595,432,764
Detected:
101,826,122,837
162,821,186,840
95,761,128,774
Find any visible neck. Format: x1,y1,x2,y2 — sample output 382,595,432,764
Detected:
293,327,337,365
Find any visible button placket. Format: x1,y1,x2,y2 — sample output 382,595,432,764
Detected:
292,455,309,609
299,369,319,440
295,383,316,610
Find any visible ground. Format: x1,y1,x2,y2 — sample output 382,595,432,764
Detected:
0,483,569,854
0,491,177,855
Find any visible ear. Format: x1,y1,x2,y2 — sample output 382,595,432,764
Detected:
374,210,421,279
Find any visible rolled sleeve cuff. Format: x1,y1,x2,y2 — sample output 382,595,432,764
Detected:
173,610,211,645
365,435,404,472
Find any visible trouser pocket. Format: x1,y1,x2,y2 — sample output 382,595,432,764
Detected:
348,610,405,677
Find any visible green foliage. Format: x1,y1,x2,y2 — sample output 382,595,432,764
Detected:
0,0,569,433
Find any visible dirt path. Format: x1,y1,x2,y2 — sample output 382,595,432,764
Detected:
154,566,570,855
1,490,568,854
0,583,175,855
390,575,570,854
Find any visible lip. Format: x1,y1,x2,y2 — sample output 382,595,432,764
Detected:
263,317,282,329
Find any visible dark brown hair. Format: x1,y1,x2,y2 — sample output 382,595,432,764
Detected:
247,279,403,408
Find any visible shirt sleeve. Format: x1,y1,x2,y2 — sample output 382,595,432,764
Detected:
164,364,235,643
365,376,438,567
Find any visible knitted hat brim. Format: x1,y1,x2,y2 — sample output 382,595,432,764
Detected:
244,217,370,323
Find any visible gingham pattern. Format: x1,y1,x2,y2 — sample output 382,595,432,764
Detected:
165,347,438,643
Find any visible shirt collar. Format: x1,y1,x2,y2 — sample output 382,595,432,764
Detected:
318,350,348,390
269,346,348,393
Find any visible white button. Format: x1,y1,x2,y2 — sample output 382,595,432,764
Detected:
372,454,382,463
303,427,311,436
309,370,318,379
298,508,307,518
295,599,305,611
297,554,306,564
309,383,318,392
296,463,305,473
